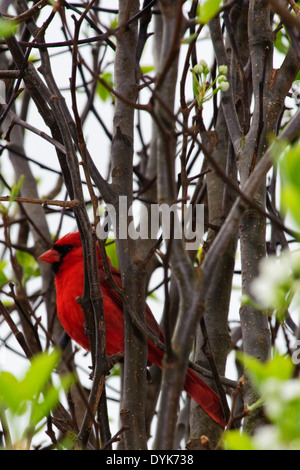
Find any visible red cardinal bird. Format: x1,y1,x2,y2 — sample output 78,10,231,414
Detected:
39,231,226,426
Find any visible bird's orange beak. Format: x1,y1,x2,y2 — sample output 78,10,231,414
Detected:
39,249,60,265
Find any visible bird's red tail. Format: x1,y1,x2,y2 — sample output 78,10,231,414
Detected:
184,367,227,427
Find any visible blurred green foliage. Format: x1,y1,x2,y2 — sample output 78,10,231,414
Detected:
0,349,75,449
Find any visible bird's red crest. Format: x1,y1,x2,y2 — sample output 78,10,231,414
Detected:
54,231,82,248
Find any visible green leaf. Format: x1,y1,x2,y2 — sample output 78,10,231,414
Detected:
237,351,294,391
55,434,77,450
0,371,25,414
197,0,222,24
16,250,40,284
105,238,119,269
0,18,17,39
0,260,8,287
223,430,254,450
147,291,158,301
0,350,75,448
261,378,300,441
30,373,75,427
21,349,62,400
276,140,300,228
224,351,300,450
182,32,199,44
274,29,289,55
10,175,24,203
140,65,154,74
97,72,114,102
281,186,300,228
110,16,118,30
109,363,121,378
0,175,24,214
0,201,8,214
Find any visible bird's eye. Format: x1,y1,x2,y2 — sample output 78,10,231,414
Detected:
54,244,73,257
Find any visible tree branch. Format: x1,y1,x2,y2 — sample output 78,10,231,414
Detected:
0,196,79,207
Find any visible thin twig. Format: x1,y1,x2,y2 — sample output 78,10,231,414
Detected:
2,0,49,24
0,196,79,207
0,300,33,359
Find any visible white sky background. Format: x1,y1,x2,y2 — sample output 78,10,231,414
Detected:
0,1,298,449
